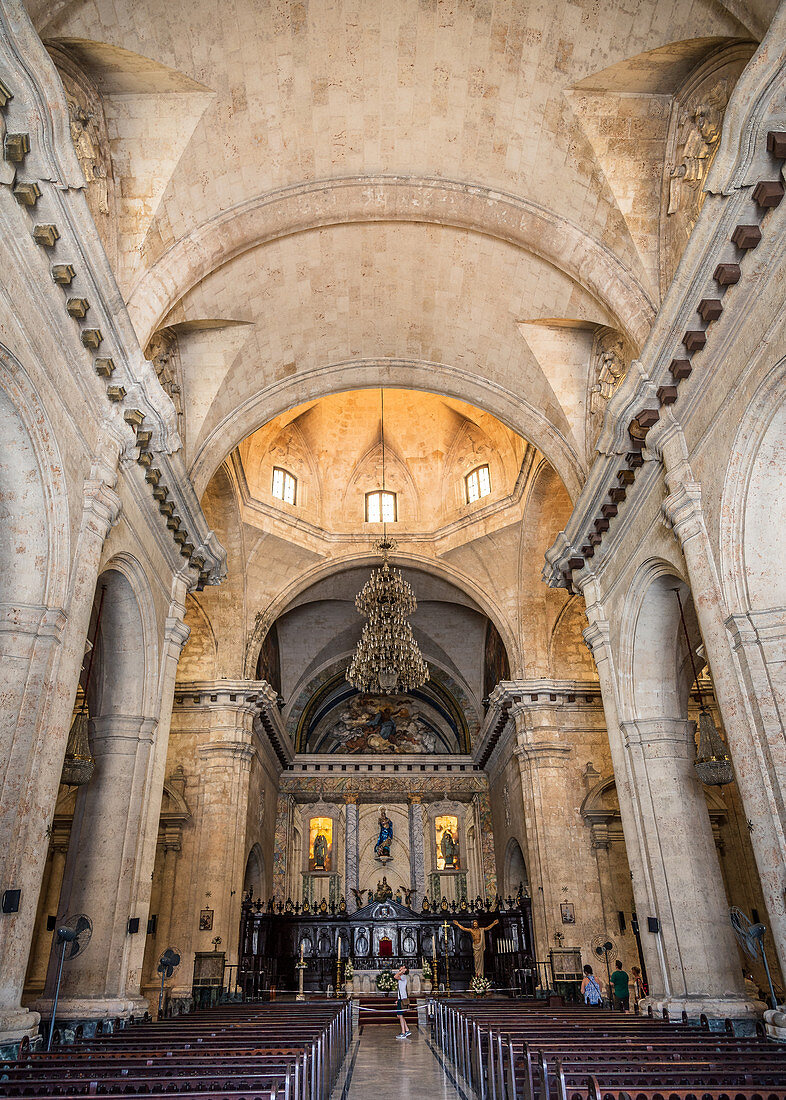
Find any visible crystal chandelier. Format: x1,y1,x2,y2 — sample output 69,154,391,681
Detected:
346,390,429,695
347,540,429,694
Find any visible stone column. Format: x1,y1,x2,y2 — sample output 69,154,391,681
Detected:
660,454,786,976
408,796,425,909
513,734,573,957
154,837,182,959
0,438,121,1041
41,713,158,1020
582,584,756,1018
25,837,69,996
166,683,263,1001
621,717,753,1015
344,796,359,907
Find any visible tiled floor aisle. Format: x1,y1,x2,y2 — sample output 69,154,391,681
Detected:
337,1024,470,1099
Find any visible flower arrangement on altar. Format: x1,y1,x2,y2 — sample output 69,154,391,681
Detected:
470,975,492,996
344,958,354,980
421,957,432,981
376,968,397,993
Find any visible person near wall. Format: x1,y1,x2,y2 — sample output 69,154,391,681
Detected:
581,964,603,1006
631,965,647,1012
611,960,630,1012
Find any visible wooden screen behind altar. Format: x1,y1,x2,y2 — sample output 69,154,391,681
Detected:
435,814,460,870
308,817,333,872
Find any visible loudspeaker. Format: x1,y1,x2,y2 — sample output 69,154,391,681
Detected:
147,915,157,935
1,890,21,913
127,917,140,934
752,908,760,925
647,916,660,933
617,911,626,933
46,915,56,931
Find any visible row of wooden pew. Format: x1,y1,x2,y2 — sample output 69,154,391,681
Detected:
430,997,786,1100
0,1000,352,1100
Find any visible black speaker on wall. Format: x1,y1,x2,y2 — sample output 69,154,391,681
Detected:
617,911,626,933
46,915,56,931
127,917,140,935
1,890,21,913
647,916,660,933
147,915,157,935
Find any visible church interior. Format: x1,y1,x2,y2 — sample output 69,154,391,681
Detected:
1,0,786,1092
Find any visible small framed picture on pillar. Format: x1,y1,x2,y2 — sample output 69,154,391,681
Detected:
199,909,214,931
560,902,575,925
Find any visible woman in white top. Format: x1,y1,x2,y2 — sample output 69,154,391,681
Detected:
394,965,411,1038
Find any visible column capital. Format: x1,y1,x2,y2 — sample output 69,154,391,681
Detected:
583,618,611,659
164,615,191,657
199,739,255,765
514,742,572,766
661,477,705,546
407,794,422,804
344,794,359,804
89,714,155,754
621,717,696,759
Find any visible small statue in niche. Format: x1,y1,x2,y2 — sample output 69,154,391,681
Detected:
440,827,458,870
313,831,328,871
589,331,628,414
667,81,728,227
402,886,414,908
374,876,393,902
374,807,393,860
351,888,365,910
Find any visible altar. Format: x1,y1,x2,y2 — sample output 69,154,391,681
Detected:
238,894,533,996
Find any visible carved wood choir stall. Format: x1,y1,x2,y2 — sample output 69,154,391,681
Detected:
238,895,534,995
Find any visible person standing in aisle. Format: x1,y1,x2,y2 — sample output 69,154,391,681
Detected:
611,960,630,1012
394,965,411,1038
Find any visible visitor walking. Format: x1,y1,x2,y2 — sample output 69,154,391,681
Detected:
611,960,630,1012
581,964,603,1006
394,965,411,1038
631,965,647,1012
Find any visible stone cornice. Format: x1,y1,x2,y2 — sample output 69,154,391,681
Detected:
173,679,273,713
0,13,225,586
543,52,786,590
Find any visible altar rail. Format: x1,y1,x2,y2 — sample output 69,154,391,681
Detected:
238,896,534,996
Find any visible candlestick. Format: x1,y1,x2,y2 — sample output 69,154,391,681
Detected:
300,940,304,963
338,937,341,961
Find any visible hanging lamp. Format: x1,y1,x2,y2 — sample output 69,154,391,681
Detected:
675,588,734,787
60,585,105,786
346,391,429,695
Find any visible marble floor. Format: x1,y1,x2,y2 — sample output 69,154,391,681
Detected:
331,1022,473,1099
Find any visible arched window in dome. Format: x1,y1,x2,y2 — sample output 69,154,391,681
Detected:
272,466,297,505
365,489,397,523
465,464,491,503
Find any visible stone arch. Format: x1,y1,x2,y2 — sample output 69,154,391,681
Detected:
0,343,69,610
192,364,586,505
243,844,265,899
126,177,655,352
619,561,700,723
244,552,520,683
88,557,158,718
503,837,529,897
720,354,786,615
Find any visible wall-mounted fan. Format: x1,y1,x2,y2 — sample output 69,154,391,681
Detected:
591,932,617,993
157,947,182,1018
47,914,93,1050
730,907,777,1008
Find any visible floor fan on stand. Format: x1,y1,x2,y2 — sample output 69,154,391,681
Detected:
47,914,93,1050
591,933,617,1004
730,907,778,1008
157,948,182,1019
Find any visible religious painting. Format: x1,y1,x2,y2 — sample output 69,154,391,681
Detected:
560,902,575,925
316,694,447,754
483,621,510,698
199,909,214,931
308,817,333,872
435,815,460,870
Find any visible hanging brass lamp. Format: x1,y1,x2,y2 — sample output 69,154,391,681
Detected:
60,585,105,787
674,588,734,787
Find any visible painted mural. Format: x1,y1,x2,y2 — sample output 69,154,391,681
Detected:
314,694,450,754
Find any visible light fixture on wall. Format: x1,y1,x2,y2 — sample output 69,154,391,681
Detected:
346,391,429,695
674,588,734,787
